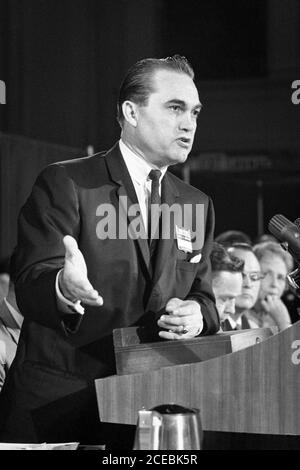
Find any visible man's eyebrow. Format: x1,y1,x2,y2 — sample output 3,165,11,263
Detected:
193,103,203,111
165,99,203,110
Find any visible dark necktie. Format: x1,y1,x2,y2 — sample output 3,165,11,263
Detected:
241,314,251,329
221,319,232,331
148,169,162,260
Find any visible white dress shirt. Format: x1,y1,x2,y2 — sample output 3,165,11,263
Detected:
119,139,167,233
226,315,242,330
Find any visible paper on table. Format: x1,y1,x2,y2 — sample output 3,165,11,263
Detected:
0,442,79,450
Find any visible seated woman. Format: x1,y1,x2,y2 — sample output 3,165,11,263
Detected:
245,241,294,332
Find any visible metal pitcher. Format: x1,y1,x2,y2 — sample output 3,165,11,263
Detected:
133,404,203,450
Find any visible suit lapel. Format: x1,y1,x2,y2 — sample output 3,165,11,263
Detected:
105,144,151,276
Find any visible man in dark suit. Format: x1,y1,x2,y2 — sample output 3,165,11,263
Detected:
0,55,219,444
210,242,244,330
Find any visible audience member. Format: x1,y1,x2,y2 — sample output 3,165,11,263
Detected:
215,230,252,248
226,243,263,330
0,267,23,391
246,241,293,331
0,258,10,302
210,243,243,330
254,233,277,244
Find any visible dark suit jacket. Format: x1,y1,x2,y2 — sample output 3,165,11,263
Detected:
0,143,219,443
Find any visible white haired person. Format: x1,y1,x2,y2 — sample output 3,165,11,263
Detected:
245,241,293,331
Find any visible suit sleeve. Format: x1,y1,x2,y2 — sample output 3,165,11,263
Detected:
186,197,220,335
13,164,80,331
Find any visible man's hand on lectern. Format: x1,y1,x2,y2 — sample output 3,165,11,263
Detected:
157,297,203,340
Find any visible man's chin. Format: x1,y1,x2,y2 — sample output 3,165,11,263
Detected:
167,150,190,166
236,301,252,311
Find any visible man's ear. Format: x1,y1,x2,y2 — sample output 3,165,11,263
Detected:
122,101,138,127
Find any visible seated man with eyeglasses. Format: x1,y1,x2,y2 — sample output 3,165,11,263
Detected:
210,242,244,331
228,242,292,332
224,243,263,330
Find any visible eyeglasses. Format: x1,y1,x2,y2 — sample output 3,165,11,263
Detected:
242,271,265,282
262,271,286,282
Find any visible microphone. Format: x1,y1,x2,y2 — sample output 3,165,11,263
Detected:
268,214,300,263
268,214,300,291
294,218,300,229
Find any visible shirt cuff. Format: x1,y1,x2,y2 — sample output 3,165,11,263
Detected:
55,269,85,315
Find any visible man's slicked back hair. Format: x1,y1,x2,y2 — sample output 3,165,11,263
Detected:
117,54,195,126
211,242,244,274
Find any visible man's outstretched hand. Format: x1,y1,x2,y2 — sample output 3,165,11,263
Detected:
58,235,103,306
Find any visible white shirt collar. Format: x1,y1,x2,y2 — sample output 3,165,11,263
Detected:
227,314,242,330
119,139,167,185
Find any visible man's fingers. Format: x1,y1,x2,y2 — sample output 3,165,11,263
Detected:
158,330,190,340
62,276,94,296
158,315,185,327
63,235,79,258
166,301,200,317
80,296,104,307
165,298,182,312
166,325,187,334
70,290,104,306
69,287,101,301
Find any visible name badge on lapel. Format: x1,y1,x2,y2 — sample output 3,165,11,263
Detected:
175,225,193,253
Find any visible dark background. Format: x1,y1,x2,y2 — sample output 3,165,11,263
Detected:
0,0,300,258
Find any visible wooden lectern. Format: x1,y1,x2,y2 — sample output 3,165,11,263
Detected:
95,322,300,445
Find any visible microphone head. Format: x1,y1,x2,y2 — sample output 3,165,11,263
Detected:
294,218,300,228
268,214,291,238
268,214,300,265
